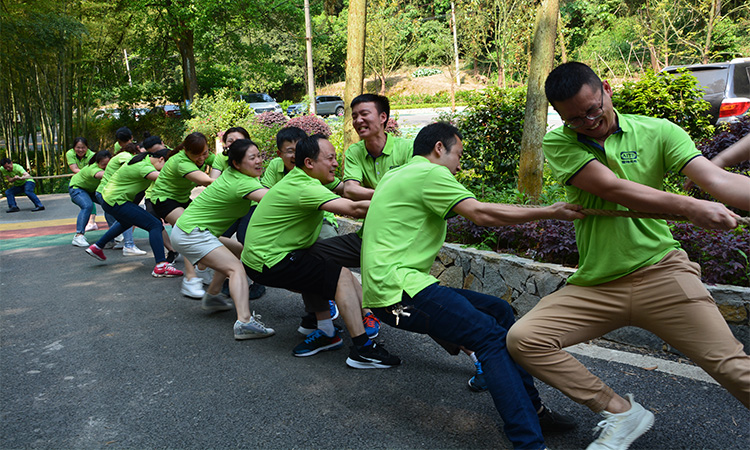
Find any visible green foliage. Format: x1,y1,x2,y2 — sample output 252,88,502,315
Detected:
405,19,453,67
412,68,443,78
612,69,714,141
184,89,254,147
449,86,527,189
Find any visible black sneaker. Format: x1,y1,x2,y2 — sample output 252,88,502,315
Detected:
248,282,266,300
166,251,179,263
31,205,45,212
538,405,576,433
346,342,401,369
297,313,317,336
6,206,20,213
468,360,488,392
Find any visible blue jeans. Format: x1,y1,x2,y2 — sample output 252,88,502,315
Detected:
6,181,43,208
371,284,545,450
69,187,97,234
96,200,165,264
95,192,134,247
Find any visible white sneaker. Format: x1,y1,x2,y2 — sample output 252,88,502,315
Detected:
84,222,98,232
123,245,147,256
72,234,89,247
181,277,206,299
586,394,654,450
195,266,214,285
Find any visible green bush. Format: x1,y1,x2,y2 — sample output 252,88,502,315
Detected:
412,68,442,78
611,69,714,141
184,88,255,148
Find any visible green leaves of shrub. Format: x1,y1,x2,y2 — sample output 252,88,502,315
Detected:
411,68,442,78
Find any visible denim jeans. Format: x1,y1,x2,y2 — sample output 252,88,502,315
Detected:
69,187,97,234
95,192,134,247
371,284,545,450
5,181,43,208
96,200,165,264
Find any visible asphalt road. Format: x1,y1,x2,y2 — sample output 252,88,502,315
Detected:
1,194,748,449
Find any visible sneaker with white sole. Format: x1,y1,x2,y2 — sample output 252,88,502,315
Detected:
113,239,125,249
345,341,401,369
201,292,233,312
181,277,205,299
72,234,89,247
234,314,275,340
122,245,147,256
293,329,343,357
84,222,98,232
195,266,214,285
85,244,106,261
152,262,183,278
103,241,116,249
585,394,654,450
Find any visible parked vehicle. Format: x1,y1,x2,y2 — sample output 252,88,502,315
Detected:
241,93,283,114
661,58,750,124
149,104,182,118
287,95,345,118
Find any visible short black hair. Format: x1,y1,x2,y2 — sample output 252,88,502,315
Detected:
222,127,250,143
0,157,12,166
413,122,463,156
129,147,169,165
276,126,308,150
227,139,259,170
73,137,88,147
141,135,163,152
116,127,133,142
351,94,390,122
295,133,328,168
545,62,602,105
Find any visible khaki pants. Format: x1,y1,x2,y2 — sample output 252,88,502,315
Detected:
507,250,750,412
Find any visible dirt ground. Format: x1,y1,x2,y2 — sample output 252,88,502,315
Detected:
317,67,489,97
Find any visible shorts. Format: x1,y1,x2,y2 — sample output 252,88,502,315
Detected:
244,249,342,301
170,226,223,264
153,198,191,221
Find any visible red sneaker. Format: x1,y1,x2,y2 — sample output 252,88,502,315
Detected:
85,244,106,261
152,262,184,278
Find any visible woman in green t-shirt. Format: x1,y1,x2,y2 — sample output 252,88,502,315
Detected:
67,137,98,231
69,150,111,248
170,139,274,340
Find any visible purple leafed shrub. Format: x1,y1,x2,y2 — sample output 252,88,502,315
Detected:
255,111,288,128
385,117,400,136
287,115,332,137
446,217,748,287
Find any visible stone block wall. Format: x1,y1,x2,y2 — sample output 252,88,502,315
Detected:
337,218,750,353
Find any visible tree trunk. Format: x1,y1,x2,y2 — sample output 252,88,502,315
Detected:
304,0,316,115
518,0,559,202
343,0,367,151
176,27,198,103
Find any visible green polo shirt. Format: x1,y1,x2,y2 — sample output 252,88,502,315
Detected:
102,157,158,206
343,133,413,188
241,167,340,272
211,152,229,173
262,157,340,227
96,152,133,194
66,148,95,171
1,163,29,187
150,151,210,203
361,156,475,308
543,112,701,286
176,167,264,237
69,163,104,192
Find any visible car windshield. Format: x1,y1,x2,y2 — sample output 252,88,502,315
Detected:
244,93,273,103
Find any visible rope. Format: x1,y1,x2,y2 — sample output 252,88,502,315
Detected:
31,174,74,180
517,204,750,226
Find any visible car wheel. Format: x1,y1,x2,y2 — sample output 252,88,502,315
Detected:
335,106,344,117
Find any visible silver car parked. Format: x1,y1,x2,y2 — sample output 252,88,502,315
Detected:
287,95,345,117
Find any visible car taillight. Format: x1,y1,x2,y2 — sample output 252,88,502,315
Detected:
719,98,750,118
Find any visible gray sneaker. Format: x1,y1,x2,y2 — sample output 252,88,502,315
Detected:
201,292,233,312
586,394,654,450
234,314,275,340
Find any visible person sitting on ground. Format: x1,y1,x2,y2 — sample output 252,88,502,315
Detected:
66,137,98,231
506,61,750,450
85,148,183,278
241,134,399,368
361,122,582,450
151,132,215,300
170,138,274,339
69,150,111,248
1,157,45,213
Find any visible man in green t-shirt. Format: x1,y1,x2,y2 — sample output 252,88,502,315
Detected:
506,62,750,450
242,134,400,369
1,157,44,212
361,122,582,449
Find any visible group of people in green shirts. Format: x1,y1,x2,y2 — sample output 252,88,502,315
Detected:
69,61,750,450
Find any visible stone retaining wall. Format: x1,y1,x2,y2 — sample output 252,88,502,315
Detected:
337,218,750,353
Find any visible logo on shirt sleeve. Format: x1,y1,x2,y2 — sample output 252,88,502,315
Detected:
620,151,638,164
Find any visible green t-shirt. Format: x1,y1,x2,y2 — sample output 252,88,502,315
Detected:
361,156,475,308
262,157,340,227
543,112,701,286
69,163,104,192
66,148,95,171
176,167,264,236
1,163,29,187
150,151,209,203
211,152,229,173
241,167,340,271
96,152,133,194
102,157,158,206
343,133,414,188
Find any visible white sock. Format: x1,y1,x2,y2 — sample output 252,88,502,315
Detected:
469,352,479,363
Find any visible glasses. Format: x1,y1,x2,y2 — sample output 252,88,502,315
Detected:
563,84,605,129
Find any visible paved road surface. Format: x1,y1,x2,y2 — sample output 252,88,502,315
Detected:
1,194,748,449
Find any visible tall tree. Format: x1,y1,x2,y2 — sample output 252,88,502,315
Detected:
343,0,367,150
